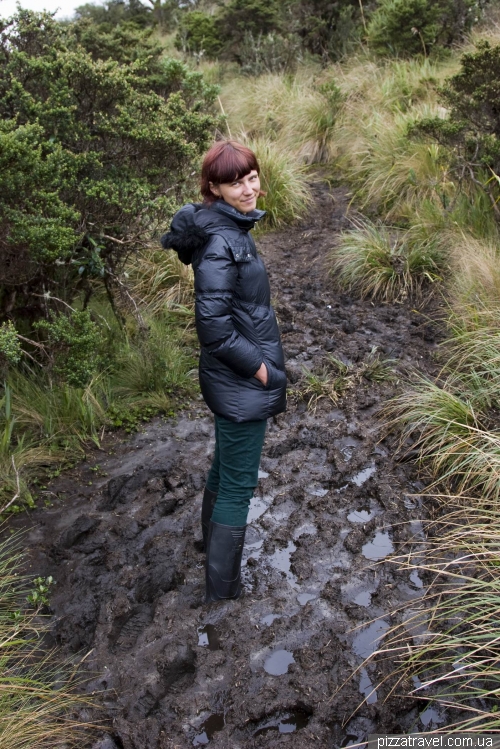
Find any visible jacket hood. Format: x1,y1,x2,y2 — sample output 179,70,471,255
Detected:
161,201,266,265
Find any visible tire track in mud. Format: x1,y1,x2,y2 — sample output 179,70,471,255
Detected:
15,183,445,748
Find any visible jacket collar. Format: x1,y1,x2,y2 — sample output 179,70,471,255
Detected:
209,200,266,230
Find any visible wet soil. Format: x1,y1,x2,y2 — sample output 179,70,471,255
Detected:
12,181,446,747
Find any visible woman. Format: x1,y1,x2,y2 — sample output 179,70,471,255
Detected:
161,140,287,602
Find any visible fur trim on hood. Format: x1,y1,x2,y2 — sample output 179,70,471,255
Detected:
160,203,208,266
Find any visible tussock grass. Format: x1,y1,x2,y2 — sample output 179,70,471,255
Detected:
371,498,500,729
448,234,500,311
250,138,313,227
331,220,446,301
112,317,197,403
335,108,453,218
392,378,500,498
221,69,341,165
128,248,194,316
0,535,93,746
0,306,197,512
299,356,353,412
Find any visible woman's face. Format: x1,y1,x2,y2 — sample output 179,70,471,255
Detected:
209,170,261,214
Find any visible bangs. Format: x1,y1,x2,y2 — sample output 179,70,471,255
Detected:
200,140,260,203
209,145,259,184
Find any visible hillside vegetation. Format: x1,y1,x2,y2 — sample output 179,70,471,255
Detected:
2,0,500,737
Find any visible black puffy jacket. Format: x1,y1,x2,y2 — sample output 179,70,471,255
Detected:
161,200,287,423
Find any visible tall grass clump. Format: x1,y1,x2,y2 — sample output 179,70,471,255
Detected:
221,70,343,165
331,220,446,302
372,498,500,729
251,138,313,227
128,248,194,316
0,535,92,746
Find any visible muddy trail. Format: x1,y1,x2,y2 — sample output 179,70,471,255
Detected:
13,182,446,748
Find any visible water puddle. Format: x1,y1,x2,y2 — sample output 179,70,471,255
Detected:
297,593,316,606
197,624,221,651
251,709,311,737
410,569,424,589
293,521,317,539
420,704,446,727
347,508,375,523
192,713,225,746
247,495,271,522
342,579,376,608
359,667,377,704
261,614,281,626
362,531,394,561
350,462,376,487
352,619,390,660
334,436,361,461
353,590,371,606
268,541,297,586
328,409,345,422
306,485,328,497
264,649,295,675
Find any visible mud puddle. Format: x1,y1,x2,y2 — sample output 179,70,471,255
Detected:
9,182,446,747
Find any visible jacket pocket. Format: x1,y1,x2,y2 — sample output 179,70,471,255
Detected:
263,360,287,391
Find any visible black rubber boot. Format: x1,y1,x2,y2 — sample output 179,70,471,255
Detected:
205,520,246,602
201,487,218,551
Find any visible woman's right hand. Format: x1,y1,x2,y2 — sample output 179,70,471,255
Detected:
254,362,268,386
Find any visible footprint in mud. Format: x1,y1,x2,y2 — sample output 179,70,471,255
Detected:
249,708,312,737
192,713,225,746
264,649,295,675
109,605,154,653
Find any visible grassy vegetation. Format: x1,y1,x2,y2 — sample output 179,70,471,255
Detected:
297,350,396,411
374,497,500,729
0,299,197,515
331,220,446,302
0,534,92,747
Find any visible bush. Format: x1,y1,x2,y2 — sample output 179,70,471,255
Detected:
35,311,103,388
367,0,486,58
288,0,367,61
239,31,302,75
0,322,21,373
174,11,223,58
218,0,282,57
74,0,153,29
0,10,218,327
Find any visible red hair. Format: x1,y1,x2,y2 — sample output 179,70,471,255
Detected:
200,140,262,205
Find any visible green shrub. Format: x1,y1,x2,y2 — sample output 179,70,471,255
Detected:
288,0,366,61
239,31,302,75
0,323,21,373
219,0,282,56
35,311,103,388
416,41,500,217
367,0,485,58
174,11,223,58
0,10,218,325
74,0,153,29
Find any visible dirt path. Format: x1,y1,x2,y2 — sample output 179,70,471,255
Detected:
14,182,445,748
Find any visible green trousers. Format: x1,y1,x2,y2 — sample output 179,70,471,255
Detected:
206,415,267,526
